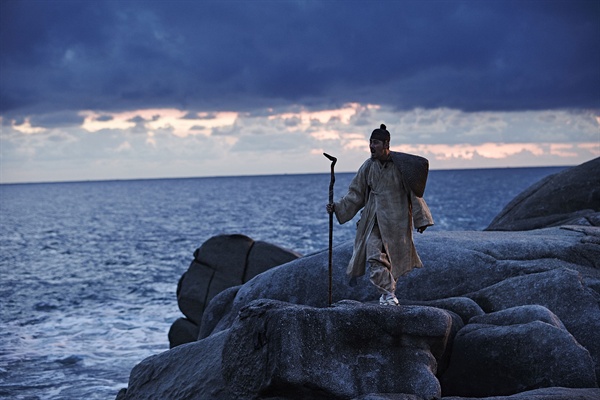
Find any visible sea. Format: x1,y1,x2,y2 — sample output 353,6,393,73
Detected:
0,166,567,399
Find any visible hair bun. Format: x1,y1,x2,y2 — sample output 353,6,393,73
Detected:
380,124,387,130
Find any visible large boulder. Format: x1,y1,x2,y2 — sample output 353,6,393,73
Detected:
443,387,600,400
171,234,300,347
167,317,198,349
393,228,600,301
116,329,235,400
441,305,597,396
486,157,600,231
466,267,600,381
223,299,456,400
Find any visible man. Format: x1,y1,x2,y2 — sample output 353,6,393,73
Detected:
326,124,434,306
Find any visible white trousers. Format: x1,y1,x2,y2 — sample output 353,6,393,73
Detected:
366,221,396,295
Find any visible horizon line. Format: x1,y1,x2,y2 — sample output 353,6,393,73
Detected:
0,164,574,186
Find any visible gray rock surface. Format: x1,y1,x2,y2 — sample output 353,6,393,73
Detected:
357,389,600,400
467,267,600,379
116,329,234,400
486,157,600,231
223,299,455,400
172,234,300,347
167,317,198,349
118,299,458,400
352,395,424,400
441,305,597,396
443,387,600,400
119,226,600,399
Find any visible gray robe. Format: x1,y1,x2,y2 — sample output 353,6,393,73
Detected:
334,157,434,279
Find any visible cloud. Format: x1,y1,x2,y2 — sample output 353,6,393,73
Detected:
11,118,46,134
401,141,599,170
1,0,598,118
2,102,597,183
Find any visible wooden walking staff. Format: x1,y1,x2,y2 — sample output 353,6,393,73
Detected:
323,153,337,307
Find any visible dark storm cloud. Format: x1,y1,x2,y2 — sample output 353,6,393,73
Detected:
1,0,598,117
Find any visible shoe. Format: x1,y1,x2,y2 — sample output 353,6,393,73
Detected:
379,293,399,306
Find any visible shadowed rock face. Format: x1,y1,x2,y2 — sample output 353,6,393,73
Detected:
486,157,600,231
440,305,597,396
170,234,301,348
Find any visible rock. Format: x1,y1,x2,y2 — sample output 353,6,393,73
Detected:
397,298,472,376
173,234,300,347
117,330,235,400
486,157,600,231
193,233,255,273
441,305,597,397
176,234,252,326
118,300,457,400
352,395,424,400
119,185,600,400
198,285,240,340
468,304,565,327
245,240,302,282
466,267,600,380
120,160,600,399
394,228,600,301
198,227,600,385
222,299,455,400
202,229,600,361
400,297,484,325
167,318,199,349
362,390,600,400
119,226,600,399
443,387,600,399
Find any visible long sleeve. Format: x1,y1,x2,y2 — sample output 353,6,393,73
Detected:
334,160,370,225
411,191,434,229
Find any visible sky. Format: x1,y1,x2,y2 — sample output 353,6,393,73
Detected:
1,0,599,184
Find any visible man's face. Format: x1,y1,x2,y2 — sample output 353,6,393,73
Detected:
370,138,389,161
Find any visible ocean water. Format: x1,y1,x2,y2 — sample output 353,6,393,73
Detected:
0,166,566,399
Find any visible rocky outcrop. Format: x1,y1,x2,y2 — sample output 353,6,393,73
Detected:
223,300,455,400
119,299,460,400
440,305,597,396
117,329,233,400
119,161,600,399
442,387,600,400
169,234,301,348
486,157,600,231
354,388,600,400
119,226,600,399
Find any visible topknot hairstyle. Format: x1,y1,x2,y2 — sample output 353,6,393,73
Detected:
370,124,390,142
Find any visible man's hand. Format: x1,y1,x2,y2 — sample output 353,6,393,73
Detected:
326,203,335,214
417,225,428,234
